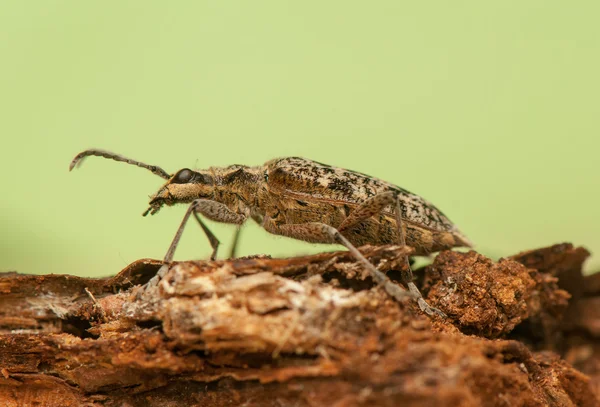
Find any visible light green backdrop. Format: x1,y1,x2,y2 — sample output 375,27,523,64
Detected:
1,2,599,277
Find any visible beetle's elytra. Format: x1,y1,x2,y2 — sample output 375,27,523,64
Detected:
70,149,472,317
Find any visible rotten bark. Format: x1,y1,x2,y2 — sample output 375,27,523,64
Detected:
0,244,598,406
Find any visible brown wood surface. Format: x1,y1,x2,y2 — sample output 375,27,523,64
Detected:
0,244,598,406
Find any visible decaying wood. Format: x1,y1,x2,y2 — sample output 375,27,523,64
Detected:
0,244,598,406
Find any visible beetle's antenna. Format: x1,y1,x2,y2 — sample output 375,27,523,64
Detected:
69,149,171,180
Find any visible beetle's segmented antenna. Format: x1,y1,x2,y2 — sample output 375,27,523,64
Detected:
69,149,171,180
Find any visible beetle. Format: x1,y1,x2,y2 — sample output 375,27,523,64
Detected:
70,149,472,316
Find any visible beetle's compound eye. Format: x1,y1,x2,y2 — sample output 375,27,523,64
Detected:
172,168,194,184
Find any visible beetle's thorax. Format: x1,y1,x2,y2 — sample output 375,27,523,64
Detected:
211,165,263,209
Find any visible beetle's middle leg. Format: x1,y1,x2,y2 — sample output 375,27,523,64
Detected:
228,227,241,259
262,220,414,302
192,213,220,261
338,191,446,317
228,213,264,258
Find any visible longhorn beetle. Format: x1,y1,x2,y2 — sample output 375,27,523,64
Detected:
69,149,472,316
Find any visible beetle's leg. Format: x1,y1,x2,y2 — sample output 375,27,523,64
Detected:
227,214,262,258
143,202,200,290
164,199,247,263
391,196,445,317
228,227,242,259
262,219,414,302
338,191,397,232
337,191,445,317
192,213,220,261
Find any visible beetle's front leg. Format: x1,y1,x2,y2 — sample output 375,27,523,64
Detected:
262,219,415,302
164,199,247,263
143,200,248,292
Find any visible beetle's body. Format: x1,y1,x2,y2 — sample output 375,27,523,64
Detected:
70,149,472,316
261,157,470,254
144,156,470,256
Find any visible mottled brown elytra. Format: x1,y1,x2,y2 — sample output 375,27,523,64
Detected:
70,149,472,316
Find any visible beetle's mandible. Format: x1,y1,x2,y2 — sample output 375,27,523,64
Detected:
69,149,472,317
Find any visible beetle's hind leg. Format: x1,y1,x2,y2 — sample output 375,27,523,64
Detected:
338,191,445,317
391,196,445,317
262,220,414,302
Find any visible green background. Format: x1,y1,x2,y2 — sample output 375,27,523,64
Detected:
1,2,599,277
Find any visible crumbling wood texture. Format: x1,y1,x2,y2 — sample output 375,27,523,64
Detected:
0,244,598,407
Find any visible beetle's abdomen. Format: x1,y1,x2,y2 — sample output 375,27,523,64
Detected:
335,213,469,255
265,157,464,236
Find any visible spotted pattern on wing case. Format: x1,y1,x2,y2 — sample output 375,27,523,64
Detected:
265,157,457,233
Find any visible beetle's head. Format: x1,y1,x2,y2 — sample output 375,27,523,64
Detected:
69,149,213,217
144,168,214,216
